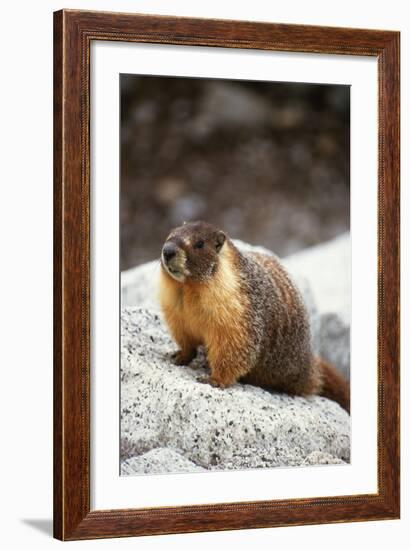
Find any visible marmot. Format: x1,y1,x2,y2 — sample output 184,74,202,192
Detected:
159,221,350,412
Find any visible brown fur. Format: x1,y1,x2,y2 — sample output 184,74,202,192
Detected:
159,221,350,412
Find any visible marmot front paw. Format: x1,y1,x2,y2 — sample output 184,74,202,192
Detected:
171,349,196,366
197,374,227,389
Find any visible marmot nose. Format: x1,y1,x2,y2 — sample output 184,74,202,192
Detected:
162,242,177,262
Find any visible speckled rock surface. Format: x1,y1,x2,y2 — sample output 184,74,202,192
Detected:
120,305,351,475
121,448,206,475
302,451,345,466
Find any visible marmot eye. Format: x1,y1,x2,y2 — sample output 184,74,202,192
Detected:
193,239,204,249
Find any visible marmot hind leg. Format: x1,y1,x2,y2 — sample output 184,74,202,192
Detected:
287,357,350,413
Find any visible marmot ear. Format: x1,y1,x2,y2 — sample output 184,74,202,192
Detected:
215,231,226,253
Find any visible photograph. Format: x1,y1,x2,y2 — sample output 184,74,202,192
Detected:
120,74,351,476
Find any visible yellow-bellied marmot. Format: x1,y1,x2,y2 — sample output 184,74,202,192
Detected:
159,221,350,412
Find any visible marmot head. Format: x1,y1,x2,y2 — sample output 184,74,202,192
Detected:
161,221,226,283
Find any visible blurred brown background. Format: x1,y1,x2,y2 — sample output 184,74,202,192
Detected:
120,75,350,271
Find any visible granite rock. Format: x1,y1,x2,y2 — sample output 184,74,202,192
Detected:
120,308,350,474
121,448,206,475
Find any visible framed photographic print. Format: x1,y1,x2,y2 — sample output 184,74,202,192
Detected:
53,9,400,541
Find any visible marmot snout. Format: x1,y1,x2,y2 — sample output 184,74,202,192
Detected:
159,221,350,412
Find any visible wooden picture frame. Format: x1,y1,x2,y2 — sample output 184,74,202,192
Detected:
53,9,400,541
